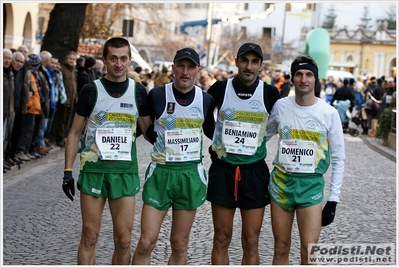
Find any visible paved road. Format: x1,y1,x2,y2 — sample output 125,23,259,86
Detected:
3,133,396,265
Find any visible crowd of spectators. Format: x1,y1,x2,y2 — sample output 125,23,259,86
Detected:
2,47,103,173
3,45,396,173
319,74,396,137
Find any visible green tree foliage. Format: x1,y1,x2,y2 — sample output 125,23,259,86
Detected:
360,5,372,30
321,4,336,29
41,4,87,60
385,4,396,30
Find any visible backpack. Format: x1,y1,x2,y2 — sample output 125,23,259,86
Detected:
354,91,363,108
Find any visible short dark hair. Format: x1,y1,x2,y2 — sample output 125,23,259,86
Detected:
102,37,131,59
64,51,77,60
135,66,142,73
76,57,85,66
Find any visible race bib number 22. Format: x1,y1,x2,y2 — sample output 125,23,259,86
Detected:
96,128,132,161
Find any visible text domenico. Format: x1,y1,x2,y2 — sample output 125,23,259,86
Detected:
281,147,314,156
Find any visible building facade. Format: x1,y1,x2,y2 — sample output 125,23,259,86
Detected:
2,2,396,78
3,3,38,53
328,27,396,78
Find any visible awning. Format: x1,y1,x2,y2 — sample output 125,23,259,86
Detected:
180,19,218,33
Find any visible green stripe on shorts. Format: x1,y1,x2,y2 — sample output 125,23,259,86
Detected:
268,168,324,211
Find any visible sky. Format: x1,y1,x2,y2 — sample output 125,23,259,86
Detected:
315,2,397,30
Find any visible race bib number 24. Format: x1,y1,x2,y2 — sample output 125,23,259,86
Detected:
222,120,260,156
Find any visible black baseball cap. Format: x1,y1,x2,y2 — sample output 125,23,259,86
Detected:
237,43,263,61
173,48,200,66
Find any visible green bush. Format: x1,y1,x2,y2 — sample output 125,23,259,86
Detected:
376,107,393,140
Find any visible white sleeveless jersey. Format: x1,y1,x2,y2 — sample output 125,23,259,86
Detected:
80,78,139,173
212,78,268,165
151,83,204,166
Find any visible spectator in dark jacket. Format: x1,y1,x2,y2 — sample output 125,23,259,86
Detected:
364,99,381,137
279,74,292,98
15,54,43,161
3,49,14,172
4,51,27,166
61,51,77,144
314,79,321,98
332,79,356,111
372,78,384,101
77,56,96,94
48,58,68,148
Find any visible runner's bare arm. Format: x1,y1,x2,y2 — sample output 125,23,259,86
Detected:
138,115,152,143
65,114,86,170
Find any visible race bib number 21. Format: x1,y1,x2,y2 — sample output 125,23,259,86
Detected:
278,139,316,173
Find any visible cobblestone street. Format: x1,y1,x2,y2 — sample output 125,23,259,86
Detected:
3,134,396,265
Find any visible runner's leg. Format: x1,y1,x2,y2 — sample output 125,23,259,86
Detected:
296,203,322,265
132,204,168,265
240,207,265,264
210,203,236,265
270,199,295,265
78,193,106,264
168,209,197,265
109,196,136,264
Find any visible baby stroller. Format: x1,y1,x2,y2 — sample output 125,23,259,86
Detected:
333,100,361,137
347,107,365,137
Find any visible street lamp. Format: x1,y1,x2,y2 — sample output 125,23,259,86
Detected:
206,3,214,68
281,4,288,51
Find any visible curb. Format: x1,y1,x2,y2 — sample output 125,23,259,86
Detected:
3,146,65,181
359,135,396,162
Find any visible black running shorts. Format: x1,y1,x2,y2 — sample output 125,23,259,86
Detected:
206,158,270,209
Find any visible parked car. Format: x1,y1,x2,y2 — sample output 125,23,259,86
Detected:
152,60,173,72
326,70,355,82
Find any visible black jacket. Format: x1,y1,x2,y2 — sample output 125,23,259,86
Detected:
332,85,356,110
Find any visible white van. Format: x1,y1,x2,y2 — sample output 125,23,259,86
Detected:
130,43,152,72
152,60,173,72
326,70,355,82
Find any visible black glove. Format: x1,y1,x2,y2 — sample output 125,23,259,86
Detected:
145,124,158,145
321,201,337,226
62,171,75,201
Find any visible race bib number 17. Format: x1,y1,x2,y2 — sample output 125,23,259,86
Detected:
165,128,201,162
